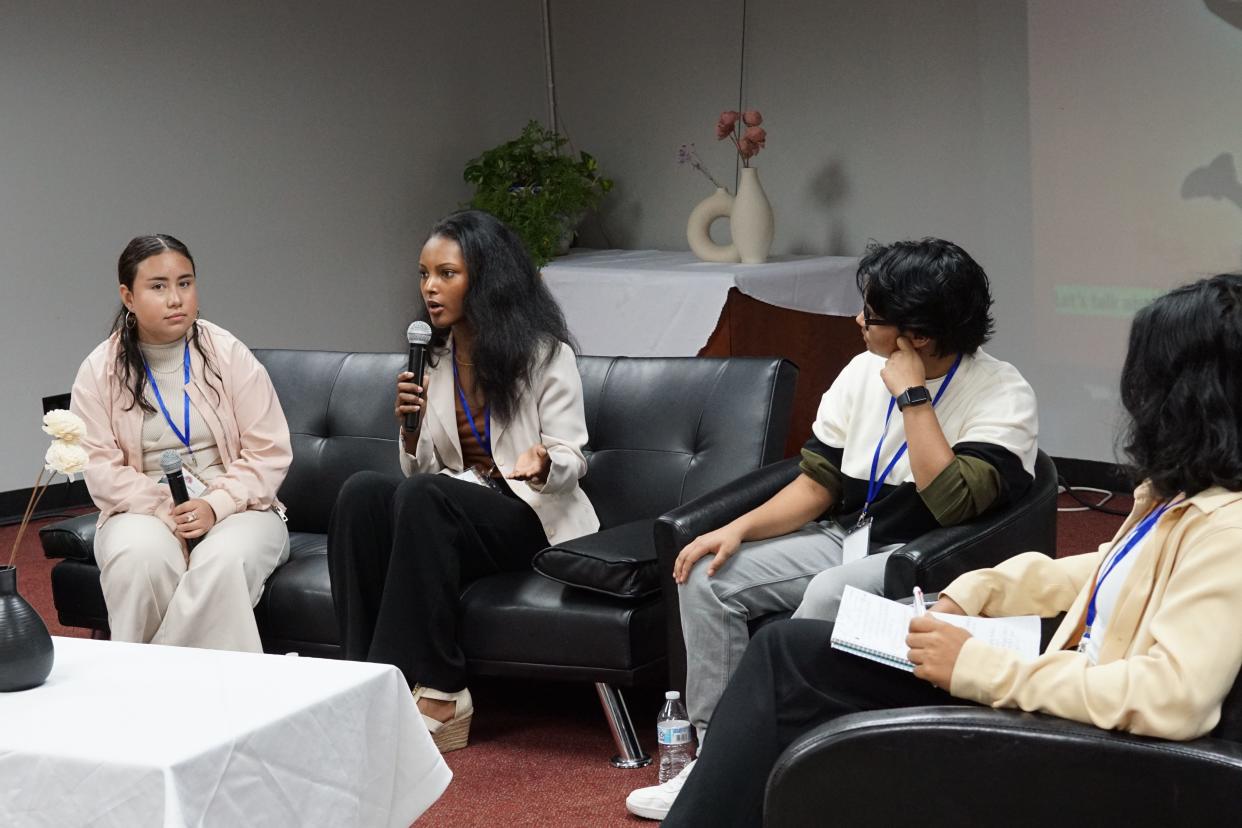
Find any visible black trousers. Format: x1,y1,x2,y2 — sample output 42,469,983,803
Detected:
327,470,549,691
663,619,970,828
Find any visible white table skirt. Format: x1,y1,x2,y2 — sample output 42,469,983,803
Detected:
542,249,861,357
0,637,450,827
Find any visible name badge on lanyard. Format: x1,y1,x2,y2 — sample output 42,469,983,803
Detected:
846,354,964,563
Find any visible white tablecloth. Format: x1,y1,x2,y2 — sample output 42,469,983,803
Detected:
0,637,451,827
542,249,861,357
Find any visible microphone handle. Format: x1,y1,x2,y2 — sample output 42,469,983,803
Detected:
167,469,191,506
166,469,201,551
404,344,428,432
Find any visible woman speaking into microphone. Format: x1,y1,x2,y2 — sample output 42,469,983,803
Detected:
71,234,291,653
327,209,599,752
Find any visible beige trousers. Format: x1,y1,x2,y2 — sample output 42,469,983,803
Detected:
94,510,290,653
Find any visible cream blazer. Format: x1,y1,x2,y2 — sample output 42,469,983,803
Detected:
943,484,1242,740
71,321,292,533
399,338,599,545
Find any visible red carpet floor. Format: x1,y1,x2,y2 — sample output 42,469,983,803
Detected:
2,492,1131,826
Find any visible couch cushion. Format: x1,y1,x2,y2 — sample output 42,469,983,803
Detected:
459,571,665,674
253,531,339,652
532,519,659,599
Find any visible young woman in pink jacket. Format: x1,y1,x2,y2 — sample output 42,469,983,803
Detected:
71,234,292,653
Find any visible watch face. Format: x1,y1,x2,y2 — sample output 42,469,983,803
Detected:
900,386,932,408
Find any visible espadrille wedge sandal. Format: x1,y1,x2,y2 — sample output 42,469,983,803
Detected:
413,685,474,753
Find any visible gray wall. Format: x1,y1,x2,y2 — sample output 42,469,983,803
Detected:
0,1,547,491
5,1,1236,489
554,0,1242,465
554,0,1039,441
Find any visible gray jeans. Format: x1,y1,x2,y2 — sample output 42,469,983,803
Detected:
678,520,899,745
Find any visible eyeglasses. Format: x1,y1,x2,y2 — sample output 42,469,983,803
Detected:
862,309,892,328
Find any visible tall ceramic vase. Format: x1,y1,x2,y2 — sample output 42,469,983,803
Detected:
731,167,775,264
0,565,54,692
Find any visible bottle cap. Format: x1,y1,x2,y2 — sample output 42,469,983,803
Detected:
665,690,680,700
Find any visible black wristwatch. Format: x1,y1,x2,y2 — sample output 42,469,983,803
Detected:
896,386,932,411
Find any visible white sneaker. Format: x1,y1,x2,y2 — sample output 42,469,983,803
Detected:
626,759,697,820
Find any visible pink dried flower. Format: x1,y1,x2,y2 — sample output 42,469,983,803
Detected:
704,107,770,168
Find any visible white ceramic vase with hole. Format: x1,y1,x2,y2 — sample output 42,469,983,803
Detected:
731,167,774,264
686,188,740,263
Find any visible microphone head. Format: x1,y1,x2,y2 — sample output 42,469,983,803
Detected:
407,321,433,346
160,450,183,475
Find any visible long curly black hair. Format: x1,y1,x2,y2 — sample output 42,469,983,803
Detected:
417,210,575,423
1120,272,1242,498
111,234,222,413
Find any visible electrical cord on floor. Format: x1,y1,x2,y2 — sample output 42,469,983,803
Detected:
1057,475,1132,516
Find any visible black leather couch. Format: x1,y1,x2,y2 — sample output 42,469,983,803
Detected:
41,349,797,765
653,451,1060,691
764,682,1242,827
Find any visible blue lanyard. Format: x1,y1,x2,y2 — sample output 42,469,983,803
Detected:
142,343,191,449
1083,497,1181,636
452,347,491,457
863,353,963,514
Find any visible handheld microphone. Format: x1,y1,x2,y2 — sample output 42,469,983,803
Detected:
160,449,200,550
404,321,433,432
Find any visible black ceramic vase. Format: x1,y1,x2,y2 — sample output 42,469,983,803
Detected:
0,565,54,691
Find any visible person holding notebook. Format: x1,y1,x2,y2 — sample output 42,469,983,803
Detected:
628,238,1039,820
661,272,1242,827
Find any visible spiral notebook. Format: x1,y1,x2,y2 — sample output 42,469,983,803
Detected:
830,585,1041,672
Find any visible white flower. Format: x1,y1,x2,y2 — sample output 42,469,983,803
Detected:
45,439,88,477
42,409,86,443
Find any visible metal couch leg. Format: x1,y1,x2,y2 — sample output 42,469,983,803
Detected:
595,682,652,768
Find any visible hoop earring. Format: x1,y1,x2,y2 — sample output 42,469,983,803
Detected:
125,310,136,330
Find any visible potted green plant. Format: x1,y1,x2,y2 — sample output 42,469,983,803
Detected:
464,121,613,267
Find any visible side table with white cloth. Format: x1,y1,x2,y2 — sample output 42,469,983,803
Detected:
0,637,451,827
543,249,865,455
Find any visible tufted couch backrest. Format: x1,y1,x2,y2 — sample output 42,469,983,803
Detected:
255,350,405,534
577,356,797,529
253,350,797,534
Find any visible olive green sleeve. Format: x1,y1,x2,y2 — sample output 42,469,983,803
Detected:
918,455,1002,527
799,448,843,503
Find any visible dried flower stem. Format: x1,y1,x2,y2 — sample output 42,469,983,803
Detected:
8,467,50,569
727,132,750,168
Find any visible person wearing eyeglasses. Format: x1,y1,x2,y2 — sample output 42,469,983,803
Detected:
627,238,1038,820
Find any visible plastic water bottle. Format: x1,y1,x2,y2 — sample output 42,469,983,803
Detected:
656,690,693,783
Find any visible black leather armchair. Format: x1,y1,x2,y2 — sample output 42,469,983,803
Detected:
764,679,1242,828
41,350,797,766
653,451,1059,691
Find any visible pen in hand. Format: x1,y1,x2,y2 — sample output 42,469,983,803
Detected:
912,586,926,618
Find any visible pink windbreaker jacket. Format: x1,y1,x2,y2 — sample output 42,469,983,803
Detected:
71,320,291,533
